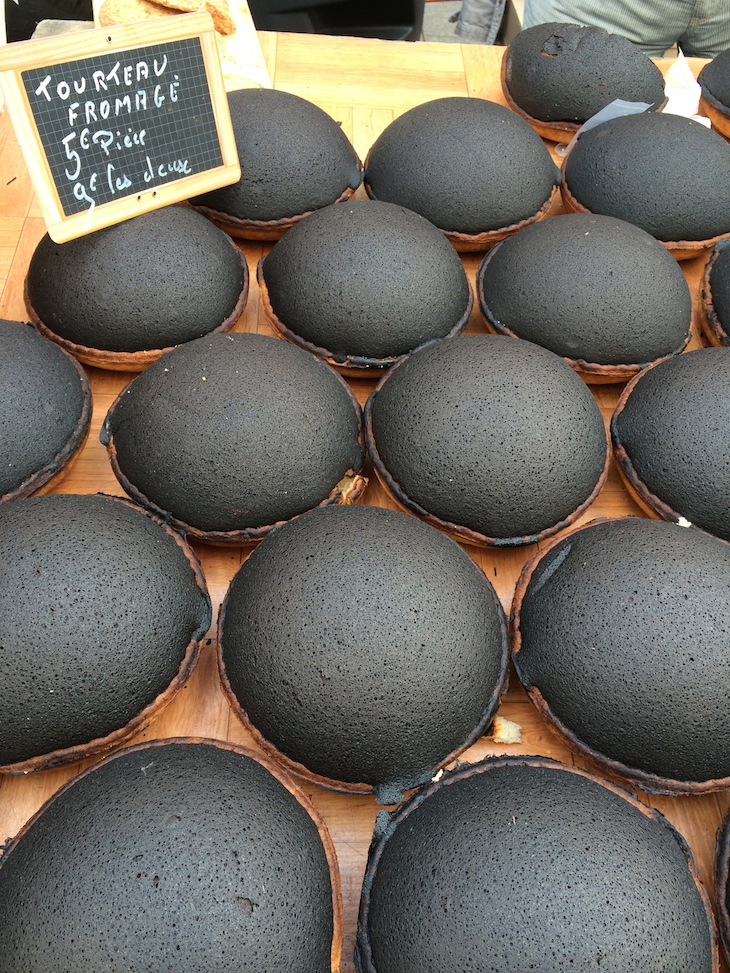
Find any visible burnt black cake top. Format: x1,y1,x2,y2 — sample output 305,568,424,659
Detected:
365,335,608,545
477,213,691,368
357,756,715,973
189,87,363,223
563,112,730,242
611,348,730,541
25,205,247,353
699,48,730,112
706,238,730,342
101,333,365,540
0,320,91,499
0,494,210,771
219,503,509,805
261,200,472,366
512,516,730,791
0,740,338,973
504,22,665,124
364,97,560,235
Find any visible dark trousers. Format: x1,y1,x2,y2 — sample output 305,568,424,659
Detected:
5,0,93,41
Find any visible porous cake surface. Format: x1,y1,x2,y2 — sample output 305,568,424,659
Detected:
357,758,714,973
189,87,363,222
365,97,559,235
0,320,89,496
699,49,730,112
478,214,691,365
514,517,730,786
26,205,246,352
708,238,730,336
563,112,730,241
101,333,364,533
0,494,210,768
504,22,665,123
220,504,508,804
262,200,471,360
0,741,335,972
366,335,607,542
611,348,730,540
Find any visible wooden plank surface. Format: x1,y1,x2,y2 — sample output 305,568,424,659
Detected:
0,31,728,972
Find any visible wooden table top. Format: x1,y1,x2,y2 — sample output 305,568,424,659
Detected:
0,30,727,972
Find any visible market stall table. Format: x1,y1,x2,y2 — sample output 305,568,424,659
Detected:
0,31,727,972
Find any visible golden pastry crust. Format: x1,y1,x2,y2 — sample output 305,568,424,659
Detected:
99,0,235,34
99,0,175,25
155,0,236,35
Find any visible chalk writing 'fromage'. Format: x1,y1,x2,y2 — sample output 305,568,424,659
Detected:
22,36,222,215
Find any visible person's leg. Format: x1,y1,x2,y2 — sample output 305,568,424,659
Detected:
680,0,730,58
522,0,691,57
454,0,507,44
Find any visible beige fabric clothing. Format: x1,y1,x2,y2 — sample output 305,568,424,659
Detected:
522,0,730,57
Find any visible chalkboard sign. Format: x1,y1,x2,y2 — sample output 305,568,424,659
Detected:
0,12,239,242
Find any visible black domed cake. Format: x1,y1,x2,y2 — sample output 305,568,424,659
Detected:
101,332,366,544
611,348,730,540
0,320,91,501
189,87,363,238
260,200,472,372
503,22,665,140
477,213,691,380
702,238,730,345
364,97,560,250
512,516,730,792
357,756,716,973
0,740,341,972
715,805,730,967
562,112,730,257
219,504,509,804
365,335,608,546
699,49,730,140
25,204,248,370
0,494,210,772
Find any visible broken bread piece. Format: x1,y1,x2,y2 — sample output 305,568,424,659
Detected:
99,0,175,25
155,0,236,35
99,0,235,34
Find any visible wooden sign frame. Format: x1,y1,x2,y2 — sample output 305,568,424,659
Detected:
0,12,240,242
